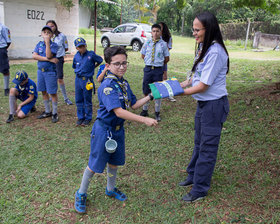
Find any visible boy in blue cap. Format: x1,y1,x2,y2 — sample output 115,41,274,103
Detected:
6,70,38,123
74,46,158,214
140,23,170,122
0,22,12,96
72,37,103,126
32,25,59,123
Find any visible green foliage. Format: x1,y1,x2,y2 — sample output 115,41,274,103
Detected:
56,0,74,11
79,28,101,37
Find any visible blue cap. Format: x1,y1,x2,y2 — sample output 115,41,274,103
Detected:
12,71,28,85
42,25,53,33
74,37,86,47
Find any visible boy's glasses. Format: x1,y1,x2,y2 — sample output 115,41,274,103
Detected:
191,28,205,34
111,61,129,68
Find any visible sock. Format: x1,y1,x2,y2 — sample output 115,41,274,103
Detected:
155,99,162,112
79,167,94,194
107,166,118,192
9,95,16,114
59,84,68,101
4,75,10,89
44,100,51,113
52,101,58,115
143,101,150,111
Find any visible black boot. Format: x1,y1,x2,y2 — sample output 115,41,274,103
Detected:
140,110,149,117
6,114,14,123
155,112,161,122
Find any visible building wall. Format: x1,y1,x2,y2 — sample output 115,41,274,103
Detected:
79,5,91,28
2,0,79,59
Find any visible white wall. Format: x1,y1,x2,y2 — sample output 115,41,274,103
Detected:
79,5,91,28
2,0,79,58
0,2,4,23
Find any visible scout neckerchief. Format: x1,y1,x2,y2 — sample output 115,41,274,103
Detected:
105,73,129,109
151,39,160,63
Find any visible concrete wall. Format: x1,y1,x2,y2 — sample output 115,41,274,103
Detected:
79,5,91,28
253,32,280,49
2,0,79,59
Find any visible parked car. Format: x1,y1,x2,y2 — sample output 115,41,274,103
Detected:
101,23,152,51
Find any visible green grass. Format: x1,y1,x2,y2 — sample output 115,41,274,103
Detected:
0,36,279,223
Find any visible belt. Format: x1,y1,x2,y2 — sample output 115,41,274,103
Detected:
39,68,55,72
146,65,163,70
97,119,122,131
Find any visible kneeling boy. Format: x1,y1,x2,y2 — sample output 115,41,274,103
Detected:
6,70,37,123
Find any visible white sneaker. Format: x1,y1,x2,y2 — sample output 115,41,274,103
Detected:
169,96,176,102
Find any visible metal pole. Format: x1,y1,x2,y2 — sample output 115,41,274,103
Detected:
245,18,251,51
94,0,97,52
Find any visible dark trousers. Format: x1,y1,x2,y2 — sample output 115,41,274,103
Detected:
187,96,229,197
75,76,94,120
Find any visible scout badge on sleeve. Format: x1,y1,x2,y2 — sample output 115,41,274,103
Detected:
148,77,184,100
105,131,117,153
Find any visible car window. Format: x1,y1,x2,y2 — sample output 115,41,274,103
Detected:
141,24,152,33
126,26,137,33
114,26,126,33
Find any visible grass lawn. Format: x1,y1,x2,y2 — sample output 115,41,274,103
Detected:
0,35,279,223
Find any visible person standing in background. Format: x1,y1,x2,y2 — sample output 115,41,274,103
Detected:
0,22,12,96
159,22,176,102
46,20,73,105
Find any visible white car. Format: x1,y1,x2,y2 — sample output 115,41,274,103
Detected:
101,23,152,51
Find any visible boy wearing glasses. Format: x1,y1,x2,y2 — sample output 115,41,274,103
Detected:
74,46,158,214
73,37,103,126
140,23,170,122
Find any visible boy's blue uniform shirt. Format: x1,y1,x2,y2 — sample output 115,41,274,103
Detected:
53,33,68,58
0,23,11,48
192,43,228,101
15,79,38,102
140,38,169,67
73,50,103,78
97,74,137,127
33,41,58,71
96,64,107,82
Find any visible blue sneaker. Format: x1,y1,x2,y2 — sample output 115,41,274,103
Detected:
105,187,127,201
74,190,87,213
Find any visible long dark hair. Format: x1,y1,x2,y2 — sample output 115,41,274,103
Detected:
46,20,60,36
191,12,229,73
159,22,171,43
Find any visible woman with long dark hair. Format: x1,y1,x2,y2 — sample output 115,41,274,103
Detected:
46,20,73,105
179,12,230,202
159,22,176,102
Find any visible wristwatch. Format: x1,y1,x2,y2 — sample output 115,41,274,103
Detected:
148,93,154,101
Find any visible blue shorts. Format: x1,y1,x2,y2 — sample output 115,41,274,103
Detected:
88,120,125,173
0,48,9,74
142,66,164,95
37,70,58,94
19,100,36,115
56,57,64,79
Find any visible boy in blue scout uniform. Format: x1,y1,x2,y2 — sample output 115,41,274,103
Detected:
140,23,170,122
33,25,59,123
6,70,38,123
0,22,12,96
72,37,103,126
74,46,158,214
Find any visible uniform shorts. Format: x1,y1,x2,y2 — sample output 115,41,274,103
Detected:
56,57,64,79
17,98,36,115
88,120,125,173
37,70,58,94
142,66,164,95
0,48,10,74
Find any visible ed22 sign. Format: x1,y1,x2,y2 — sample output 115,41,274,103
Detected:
27,9,45,20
